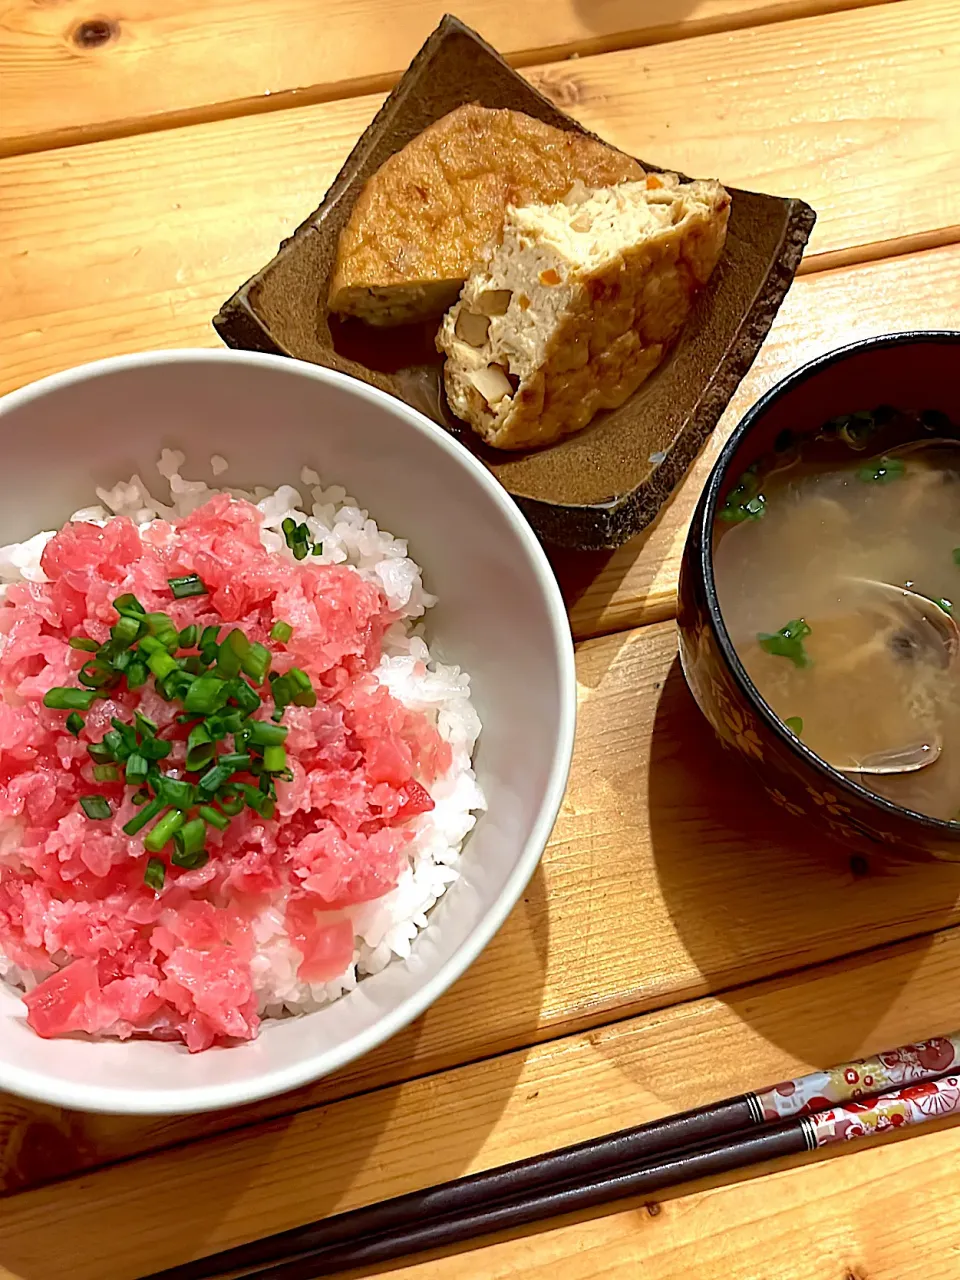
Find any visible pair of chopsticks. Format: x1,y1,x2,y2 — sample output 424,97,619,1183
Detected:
151,1030,960,1280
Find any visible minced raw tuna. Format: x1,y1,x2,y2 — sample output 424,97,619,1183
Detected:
0,470,483,1053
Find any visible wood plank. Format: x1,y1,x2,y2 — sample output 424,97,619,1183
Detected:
2,0,959,395
3,922,960,1277
366,1126,960,1280
0,0,897,157
562,242,960,638
4,619,960,1196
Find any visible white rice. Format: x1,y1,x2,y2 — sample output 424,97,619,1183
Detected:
0,454,485,1023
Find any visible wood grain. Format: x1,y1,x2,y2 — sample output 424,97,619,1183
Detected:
562,242,960,638
0,0,897,156
364,1126,960,1280
2,0,960,395
3,618,960,1197
3,922,960,1278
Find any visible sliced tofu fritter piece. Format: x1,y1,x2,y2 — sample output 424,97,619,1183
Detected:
437,174,731,450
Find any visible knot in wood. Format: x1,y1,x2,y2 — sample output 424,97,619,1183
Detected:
73,18,118,48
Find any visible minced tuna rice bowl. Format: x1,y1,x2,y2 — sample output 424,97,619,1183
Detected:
0,453,484,1052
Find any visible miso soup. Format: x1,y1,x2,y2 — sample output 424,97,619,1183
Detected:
714,408,960,822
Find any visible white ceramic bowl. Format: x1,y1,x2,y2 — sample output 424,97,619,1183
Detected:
0,350,576,1114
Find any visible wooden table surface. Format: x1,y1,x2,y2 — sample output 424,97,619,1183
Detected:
1,1,959,1276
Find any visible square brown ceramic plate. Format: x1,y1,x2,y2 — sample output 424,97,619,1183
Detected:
215,15,816,550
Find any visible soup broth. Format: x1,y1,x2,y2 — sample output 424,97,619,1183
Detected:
714,410,960,822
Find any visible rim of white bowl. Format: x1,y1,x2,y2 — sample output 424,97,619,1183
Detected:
0,349,578,1115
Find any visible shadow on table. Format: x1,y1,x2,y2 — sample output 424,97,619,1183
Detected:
569,0,703,39
0,871,552,1279
646,655,960,1063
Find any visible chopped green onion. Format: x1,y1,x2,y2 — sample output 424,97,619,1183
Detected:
287,667,316,708
111,717,139,748
78,660,115,689
311,543,323,556
138,735,172,761
719,466,766,524
123,795,165,836
200,625,220,649
144,857,165,891
131,789,150,806
101,729,128,761
218,790,245,816
111,615,142,650
160,669,193,702
178,624,198,649
218,752,252,770
126,753,149,784
784,716,804,736
44,686,96,713
168,574,209,599
953,548,960,566
146,648,179,681
186,724,216,770
184,674,230,715
198,804,229,831
134,710,158,737
225,678,260,714
144,612,180,652
66,711,85,737
936,597,954,616
248,720,288,747
292,542,308,561
263,744,287,773
171,845,208,871
215,628,249,679
216,643,241,678
69,636,100,652
126,661,149,690
173,817,206,858
281,517,298,548
225,628,251,657
137,634,165,656
857,456,905,484
204,717,229,742
113,593,146,618
144,808,185,853
218,709,246,735
239,641,271,684
93,764,120,782
270,674,292,713
237,783,275,819
197,756,249,794
156,777,195,809
80,794,112,821
758,619,812,669
111,648,133,672
87,741,114,764
270,621,293,644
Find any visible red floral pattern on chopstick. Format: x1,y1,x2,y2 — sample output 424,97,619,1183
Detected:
754,1034,960,1121
807,1075,960,1145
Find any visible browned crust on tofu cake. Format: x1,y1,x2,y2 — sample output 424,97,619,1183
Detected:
328,105,644,326
437,174,731,450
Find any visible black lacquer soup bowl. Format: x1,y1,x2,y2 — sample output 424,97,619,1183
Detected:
678,331,960,862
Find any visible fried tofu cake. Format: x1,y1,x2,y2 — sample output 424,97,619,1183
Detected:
437,174,731,450
328,105,644,326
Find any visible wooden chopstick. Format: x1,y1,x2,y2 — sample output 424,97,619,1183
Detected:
147,1032,960,1280
242,1074,960,1279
